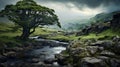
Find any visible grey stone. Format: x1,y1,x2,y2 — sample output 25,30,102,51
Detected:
87,46,99,55
100,50,115,57
80,57,106,67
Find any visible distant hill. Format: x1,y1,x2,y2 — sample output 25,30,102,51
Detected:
89,10,120,23
63,10,120,31
61,19,90,32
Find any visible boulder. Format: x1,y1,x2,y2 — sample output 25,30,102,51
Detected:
5,47,24,52
109,58,120,67
0,63,4,67
97,56,110,61
90,40,113,49
86,46,99,55
112,42,120,55
80,57,106,67
30,62,45,67
112,35,120,42
3,51,17,58
2,60,24,67
26,58,39,63
69,47,86,55
97,56,120,67
100,50,115,57
0,55,7,63
55,54,69,65
44,58,56,64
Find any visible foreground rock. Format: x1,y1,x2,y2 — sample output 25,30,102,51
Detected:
80,57,106,67
56,36,120,67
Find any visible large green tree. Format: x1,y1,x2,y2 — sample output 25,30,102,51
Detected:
0,0,61,39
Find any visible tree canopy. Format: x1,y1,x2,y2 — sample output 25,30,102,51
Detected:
0,0,61,39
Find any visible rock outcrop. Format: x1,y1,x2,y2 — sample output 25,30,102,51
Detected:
111,13,120,29
76,22,110,36
56,36,120,67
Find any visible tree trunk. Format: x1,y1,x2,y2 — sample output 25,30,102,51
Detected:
20,27,30,40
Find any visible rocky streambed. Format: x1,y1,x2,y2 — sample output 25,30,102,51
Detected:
0,37,69,67
1,36,120,67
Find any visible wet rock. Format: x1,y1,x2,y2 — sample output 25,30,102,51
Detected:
32,42,42,46
3,51,17,58
100,50,115,57
80,57,106,67
112,42,120,55
0,55,7,63
44,58,56,64
5,47,24,52
2,60,24,67
13,47,24,52
55,54,69,65
30,62,45,67
26,58,39,63
0,63,4,67
24,42,33,47
109,58,120,67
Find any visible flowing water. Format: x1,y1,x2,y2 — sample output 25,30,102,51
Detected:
4,37,68,67
29,46,66,60
27,45,66,67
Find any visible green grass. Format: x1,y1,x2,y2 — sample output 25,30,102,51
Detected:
0,22,78,43
32,28,78,42
32,27,59,36
100,29,120,36
79,29,120,40
47,35,71,42
0,23,21,46
46,34,79,42
80,34,102,39
0,23,21,42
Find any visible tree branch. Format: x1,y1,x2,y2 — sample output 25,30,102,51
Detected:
30,26,36,34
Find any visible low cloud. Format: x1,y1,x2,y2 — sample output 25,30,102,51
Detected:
0,0,120,23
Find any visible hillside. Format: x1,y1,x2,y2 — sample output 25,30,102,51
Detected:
90,11,120,23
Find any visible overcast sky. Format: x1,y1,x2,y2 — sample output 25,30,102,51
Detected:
0,0,120,23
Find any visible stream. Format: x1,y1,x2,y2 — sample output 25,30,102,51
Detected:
2,37,69,67
29,46,66,60
28,46,66,66
27,37,68,67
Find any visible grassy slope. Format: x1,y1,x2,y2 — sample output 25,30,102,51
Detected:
79,29,120,40
0,23,78,43
0,23,20,44
32,28,78,42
